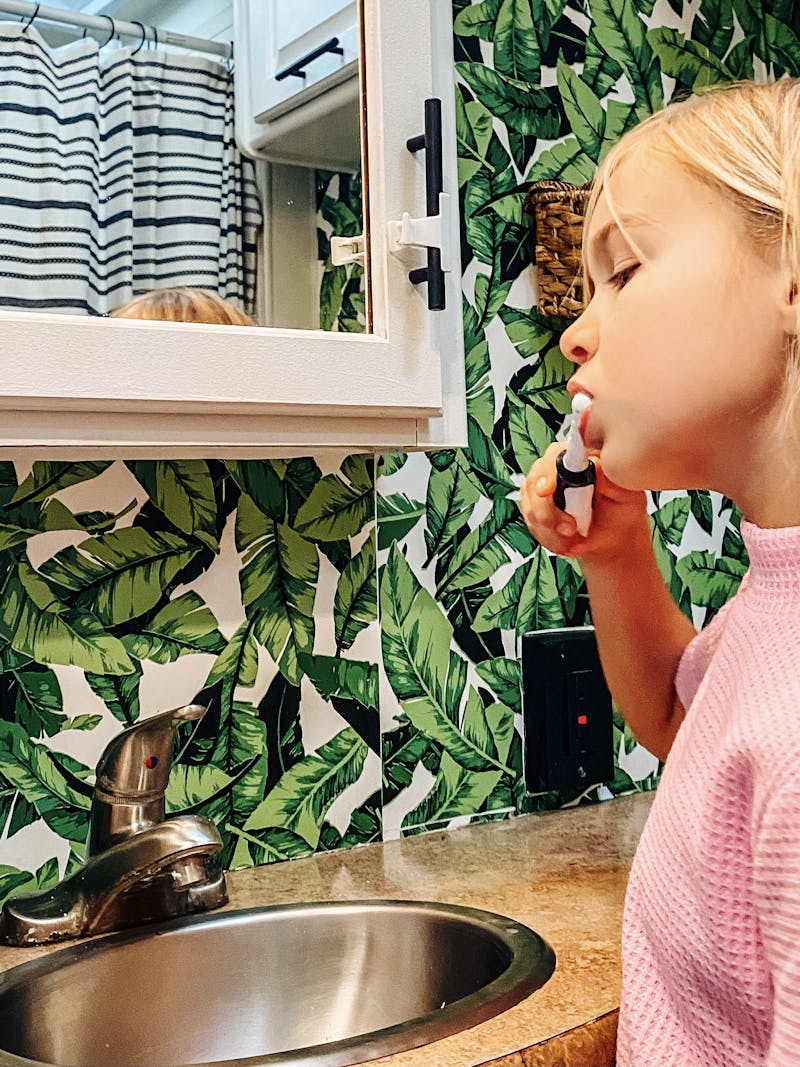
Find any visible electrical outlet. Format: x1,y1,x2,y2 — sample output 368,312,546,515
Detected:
521,626,613,794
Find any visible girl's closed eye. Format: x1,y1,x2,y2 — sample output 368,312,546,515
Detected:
607,262,640,289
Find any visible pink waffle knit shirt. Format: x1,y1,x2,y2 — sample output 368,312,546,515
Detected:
616,520,800,1067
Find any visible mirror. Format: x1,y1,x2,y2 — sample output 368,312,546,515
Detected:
0,0,365,332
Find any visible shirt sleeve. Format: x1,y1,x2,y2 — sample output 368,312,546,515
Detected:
753,784,800,1065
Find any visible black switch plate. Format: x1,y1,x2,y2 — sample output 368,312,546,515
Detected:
521,627,614,794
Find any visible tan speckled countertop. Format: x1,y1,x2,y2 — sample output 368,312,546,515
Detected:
0,792,654,1067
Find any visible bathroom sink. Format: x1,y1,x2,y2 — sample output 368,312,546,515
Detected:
0,898,556,1067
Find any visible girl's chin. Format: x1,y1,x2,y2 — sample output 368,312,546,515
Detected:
596,448,637,489
602,450,677,493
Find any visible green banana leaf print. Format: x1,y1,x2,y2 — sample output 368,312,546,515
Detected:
1,457,381,897
316,170,366,333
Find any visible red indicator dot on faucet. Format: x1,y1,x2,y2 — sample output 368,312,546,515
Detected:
145,755,159,769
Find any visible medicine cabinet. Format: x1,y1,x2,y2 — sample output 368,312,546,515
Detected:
0,0,465,456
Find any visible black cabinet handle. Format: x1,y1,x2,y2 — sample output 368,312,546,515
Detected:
275,37,344,82
406,98,446,311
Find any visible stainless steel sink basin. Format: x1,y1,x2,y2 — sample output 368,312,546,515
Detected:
0,898,555,1067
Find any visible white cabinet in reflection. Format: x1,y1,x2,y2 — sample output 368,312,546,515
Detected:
235,0,360,170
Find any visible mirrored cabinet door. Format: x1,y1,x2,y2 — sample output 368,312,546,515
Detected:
0,0,465,455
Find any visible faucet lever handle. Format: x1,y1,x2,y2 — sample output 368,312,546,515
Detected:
95,704,206,798
88,704,206,855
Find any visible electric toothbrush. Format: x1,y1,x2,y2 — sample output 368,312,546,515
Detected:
554,393,595,536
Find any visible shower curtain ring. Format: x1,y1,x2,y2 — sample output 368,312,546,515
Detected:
100,15,115,47
131,21,146,55
22,4,40,32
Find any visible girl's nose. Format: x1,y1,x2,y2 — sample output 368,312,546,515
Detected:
559,306,597,365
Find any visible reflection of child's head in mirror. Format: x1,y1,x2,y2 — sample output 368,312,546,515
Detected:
110,286,255,326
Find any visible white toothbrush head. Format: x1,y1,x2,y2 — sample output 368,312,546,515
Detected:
571,393,591,417
563,394,592,471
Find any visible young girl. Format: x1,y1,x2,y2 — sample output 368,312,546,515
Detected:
111,286,256,325
521,78,800,1067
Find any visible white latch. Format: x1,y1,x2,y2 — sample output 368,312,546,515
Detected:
387,192,452,273
330,234,366,267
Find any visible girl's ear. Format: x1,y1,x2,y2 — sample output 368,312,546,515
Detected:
780,277,799,335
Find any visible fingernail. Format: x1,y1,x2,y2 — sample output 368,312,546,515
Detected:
557,522,573,536
535,477,548,493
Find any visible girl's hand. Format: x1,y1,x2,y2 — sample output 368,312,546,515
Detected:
520,442,649,563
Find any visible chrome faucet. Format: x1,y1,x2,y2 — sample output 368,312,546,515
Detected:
0,704,227,946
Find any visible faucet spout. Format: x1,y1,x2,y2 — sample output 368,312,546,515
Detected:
0,816,226,946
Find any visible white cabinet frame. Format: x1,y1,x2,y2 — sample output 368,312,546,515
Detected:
0,0,465,456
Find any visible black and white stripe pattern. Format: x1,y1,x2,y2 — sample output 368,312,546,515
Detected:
0,22,262,315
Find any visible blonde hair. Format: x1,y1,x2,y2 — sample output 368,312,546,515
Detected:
110,287,256,326
583,78,800,431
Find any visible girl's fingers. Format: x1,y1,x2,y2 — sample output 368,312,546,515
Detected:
522,442,649,562
525,443,564,497
521,463,581,554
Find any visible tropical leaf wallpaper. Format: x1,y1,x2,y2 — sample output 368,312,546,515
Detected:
3,0,799,900
0,456,382,899
316,169,366,333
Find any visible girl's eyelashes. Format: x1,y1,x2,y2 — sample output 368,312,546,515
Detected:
607,262,640,289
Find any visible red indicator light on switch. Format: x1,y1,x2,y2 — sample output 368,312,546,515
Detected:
577,714,588,726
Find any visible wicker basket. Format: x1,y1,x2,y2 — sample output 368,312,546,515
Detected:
524,180,590,320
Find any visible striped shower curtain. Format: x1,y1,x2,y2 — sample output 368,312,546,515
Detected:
0,22,262,315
